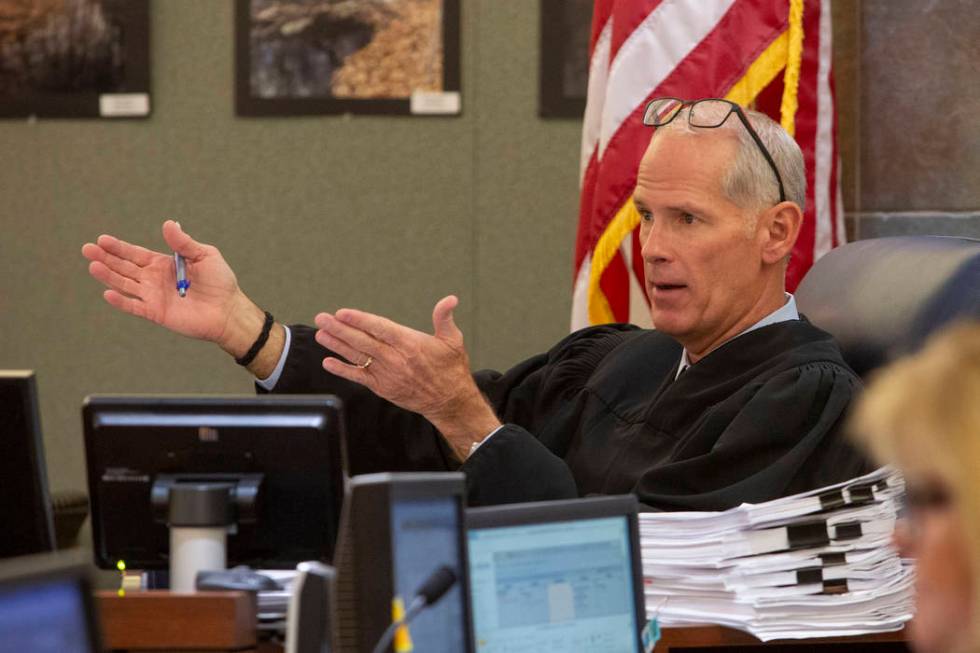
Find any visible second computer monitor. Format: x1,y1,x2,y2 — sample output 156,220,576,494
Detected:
334,472,472,653
466,495,645,653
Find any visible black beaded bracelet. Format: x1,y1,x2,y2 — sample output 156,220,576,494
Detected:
235,311,274,367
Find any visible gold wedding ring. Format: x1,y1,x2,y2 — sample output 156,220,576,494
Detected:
356,356,373,370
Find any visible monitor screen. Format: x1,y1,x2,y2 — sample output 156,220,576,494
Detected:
333,472,473,653
83,395,347,570
390,495,467,653
0,577,94,653
0,371,56,558
0,554,101,653
466,496,643,653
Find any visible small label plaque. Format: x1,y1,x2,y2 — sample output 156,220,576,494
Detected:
99,93,151,117
410,91,461,115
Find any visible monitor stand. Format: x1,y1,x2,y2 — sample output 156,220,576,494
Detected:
151,474,262,592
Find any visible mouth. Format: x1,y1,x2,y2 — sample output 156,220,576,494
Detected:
650,283,687,293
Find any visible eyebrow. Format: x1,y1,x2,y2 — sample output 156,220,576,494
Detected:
633,197,706,216
670,204,701,215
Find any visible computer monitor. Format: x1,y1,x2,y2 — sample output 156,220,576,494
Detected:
0,371,56,559
334,472,473,653
466,495,645,652
82,395,347,571
0,552,102,653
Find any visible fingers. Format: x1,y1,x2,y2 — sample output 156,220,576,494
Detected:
319,297,463,355
92,234,158,268
89,261,144,299
432,295,461,341
162,220,210,261
315,312,384,387
332,308,403,346
316,311,394,357
321,356,373,386
103,289,149,320
80,242,102,262
314,327,371,367
82,243,143,280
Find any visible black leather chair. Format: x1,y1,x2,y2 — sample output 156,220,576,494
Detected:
796,236,980,378
51,490,89,550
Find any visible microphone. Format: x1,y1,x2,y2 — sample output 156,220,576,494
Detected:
371,565,458,653
414,565,456,606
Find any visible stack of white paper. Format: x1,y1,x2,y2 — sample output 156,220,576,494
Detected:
640,467,914,641
256,569,296,628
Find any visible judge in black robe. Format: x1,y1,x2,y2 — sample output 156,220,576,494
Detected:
265,317,867,510
260,104,870,509
83,100,869,512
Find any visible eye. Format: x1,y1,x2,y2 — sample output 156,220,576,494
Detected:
637,208,653,223
679,212,697,225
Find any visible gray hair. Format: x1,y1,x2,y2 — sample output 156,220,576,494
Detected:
652,104,807,213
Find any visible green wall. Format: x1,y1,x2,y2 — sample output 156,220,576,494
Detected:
0,1,583,494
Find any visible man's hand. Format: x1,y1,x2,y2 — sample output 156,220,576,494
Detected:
314,295,501,460
81,221,273,367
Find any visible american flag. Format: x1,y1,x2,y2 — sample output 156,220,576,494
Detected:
571,0,845,329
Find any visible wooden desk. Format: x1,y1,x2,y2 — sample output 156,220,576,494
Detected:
97,591,910,652
657,625,910,652
97,590,260,652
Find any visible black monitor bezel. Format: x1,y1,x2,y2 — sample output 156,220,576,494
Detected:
0,370,56,558
82,394,347,570
465,494,645,652
0,551,103,653
341,472,475,653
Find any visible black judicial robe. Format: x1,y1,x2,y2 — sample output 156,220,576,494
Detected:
262,319,869,510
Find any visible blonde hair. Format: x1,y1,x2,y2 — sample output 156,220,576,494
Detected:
850,321,980,648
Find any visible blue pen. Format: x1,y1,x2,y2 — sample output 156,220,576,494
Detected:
174,252,190,297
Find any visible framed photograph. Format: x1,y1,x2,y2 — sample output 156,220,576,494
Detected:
236,0,461,117
0,0,150,119
539,0,592,119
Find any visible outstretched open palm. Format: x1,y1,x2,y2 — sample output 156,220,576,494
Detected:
313,295,503,458
82,220,245,344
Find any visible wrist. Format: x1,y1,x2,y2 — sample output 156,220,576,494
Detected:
216,293,266,358
235,311,274,366
246,322,286,379
214,295,286,379
428,388,501,461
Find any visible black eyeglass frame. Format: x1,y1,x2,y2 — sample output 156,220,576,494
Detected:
643,97,787,204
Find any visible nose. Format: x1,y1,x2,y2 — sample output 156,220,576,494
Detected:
640,219,671,264
892,519,916,558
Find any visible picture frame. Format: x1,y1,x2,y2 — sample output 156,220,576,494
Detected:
235,0,461,117
0,0,151,119
539,0,592,119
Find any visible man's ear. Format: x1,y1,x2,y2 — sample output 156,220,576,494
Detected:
758,201,803,265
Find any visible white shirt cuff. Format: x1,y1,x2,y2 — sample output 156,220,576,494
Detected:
255,325,292,391
468,424,507,457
